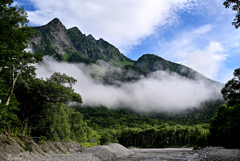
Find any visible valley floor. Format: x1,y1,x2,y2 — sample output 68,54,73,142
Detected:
114,148,198,161
43,146,240,161
0,132,239,161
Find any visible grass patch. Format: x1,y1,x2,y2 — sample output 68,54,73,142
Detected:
80,142,99,148
62,54,70,62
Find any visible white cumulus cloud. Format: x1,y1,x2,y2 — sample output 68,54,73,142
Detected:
27,0,193,54
177,42,226,79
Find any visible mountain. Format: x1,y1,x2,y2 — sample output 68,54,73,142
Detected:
30,18,134,66
30,18,224,119
133,54,210,81
30,18,222,86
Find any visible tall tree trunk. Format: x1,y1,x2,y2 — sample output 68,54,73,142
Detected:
6,67,21,106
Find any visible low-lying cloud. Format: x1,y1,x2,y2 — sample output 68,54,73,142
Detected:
36,57,223,112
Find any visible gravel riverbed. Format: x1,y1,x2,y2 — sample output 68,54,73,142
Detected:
1,137,240,161
46,145,240,161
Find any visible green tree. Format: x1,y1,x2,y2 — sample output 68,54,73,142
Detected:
14,72,82,135
208,104,240,148
223,0,240,28
221,68,240,106
0,0,42,106
0,0,42,131
208,69,240,148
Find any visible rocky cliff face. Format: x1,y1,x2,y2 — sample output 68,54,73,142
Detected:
31,18,76,56
31,18,134,65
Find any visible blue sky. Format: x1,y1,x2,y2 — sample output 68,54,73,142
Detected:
13,0,240,83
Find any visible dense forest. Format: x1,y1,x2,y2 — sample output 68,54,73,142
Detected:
0,0,240,150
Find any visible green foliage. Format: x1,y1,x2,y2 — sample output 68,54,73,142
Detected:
0,0,42,131
208,104,240,148
100,131,114,145
73,106,214,148
148,100,224,125
0,0,98,148
73,106,163,129
116,124,209,148
13,72,85,139
36,136,47,144
68,52,91,64
221,68,240,106
0,97,20,132
223,0,240,28
74,100,222,130
112,60,135,67
62,54,71,62
208,69,240,148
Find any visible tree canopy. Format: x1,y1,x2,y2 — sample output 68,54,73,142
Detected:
223,0,240,28
0,0,42,106
221,68,240,106
208,69,240,148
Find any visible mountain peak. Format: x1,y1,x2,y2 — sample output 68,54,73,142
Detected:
135,54,205,80
46,18,66,30
68,27,83,34
49,18,61,24
87,34,96,42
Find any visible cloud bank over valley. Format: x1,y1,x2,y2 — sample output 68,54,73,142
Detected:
36,57,223,112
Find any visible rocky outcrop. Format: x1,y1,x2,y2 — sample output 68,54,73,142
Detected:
0,133,135,161
0,133,85,161
31,18,77,56
30,18,133,65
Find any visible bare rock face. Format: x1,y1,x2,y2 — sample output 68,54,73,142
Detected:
45,18,75,55
31,18,77,56
30,18,134,65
